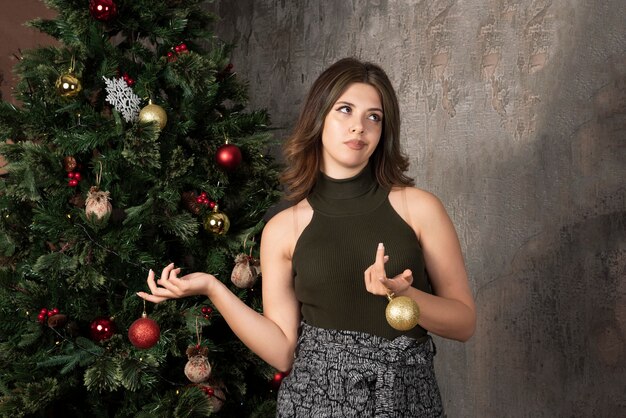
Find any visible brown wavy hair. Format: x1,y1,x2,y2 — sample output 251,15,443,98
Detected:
280,57,414,202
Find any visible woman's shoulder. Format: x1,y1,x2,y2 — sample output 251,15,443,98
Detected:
263,199,312,236
390,185,445,210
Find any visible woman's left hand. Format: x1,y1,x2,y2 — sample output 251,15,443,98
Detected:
363,243,414,296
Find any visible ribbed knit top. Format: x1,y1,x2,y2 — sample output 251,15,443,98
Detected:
292,165,430,340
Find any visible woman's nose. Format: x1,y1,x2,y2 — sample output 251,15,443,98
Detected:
350,123,364,133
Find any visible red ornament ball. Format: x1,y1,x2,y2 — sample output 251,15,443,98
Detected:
90,317,116,342
128,315,160,349
89,0,118,21
215,144,242,171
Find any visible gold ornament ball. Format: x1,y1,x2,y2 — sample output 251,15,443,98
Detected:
139,103,168,129
203,206,230,235
385,295,420,331
56,73,82,97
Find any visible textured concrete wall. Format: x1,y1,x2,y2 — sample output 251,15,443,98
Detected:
208,1,626,416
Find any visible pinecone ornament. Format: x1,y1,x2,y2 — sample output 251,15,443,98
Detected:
63,155,77,172
231,253,260,288
85,186,112,220
181,191,201,215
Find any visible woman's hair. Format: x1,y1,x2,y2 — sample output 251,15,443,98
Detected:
280,57,414,202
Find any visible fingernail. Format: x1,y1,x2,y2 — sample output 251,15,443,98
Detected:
149,269,153,274
378,243,383,249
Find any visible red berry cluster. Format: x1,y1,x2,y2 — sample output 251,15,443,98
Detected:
201,306,213,319
67,171,82,187
200,385,215,397
196,192,216,209
167,43,189,62
38,307,59,323
122,73,135,86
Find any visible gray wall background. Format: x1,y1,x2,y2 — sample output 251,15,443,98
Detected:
207,1,626,417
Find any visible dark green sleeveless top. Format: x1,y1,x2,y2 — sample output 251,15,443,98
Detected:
292,165,430,340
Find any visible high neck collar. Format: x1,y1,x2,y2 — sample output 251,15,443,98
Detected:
307,164,388,216
314,164,376,200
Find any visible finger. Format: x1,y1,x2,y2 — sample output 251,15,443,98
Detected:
379,277,397,292
379,271,413,294
388,269,413,284
147,269,160,294
159,268,183,292
160,263,175,282
158,265,179,287
168,267,182,281
136,291,168,304
374,243,387,280
375,243,386,267
384,255,389,263
401,269,413,285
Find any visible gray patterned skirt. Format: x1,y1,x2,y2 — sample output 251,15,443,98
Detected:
276,322,443,417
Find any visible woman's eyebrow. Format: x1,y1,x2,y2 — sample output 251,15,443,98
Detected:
335,101,383,113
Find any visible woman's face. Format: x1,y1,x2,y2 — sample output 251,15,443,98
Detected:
320,82,383,178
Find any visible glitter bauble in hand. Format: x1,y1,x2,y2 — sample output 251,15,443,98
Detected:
138,101,167,129
203,205,230,235
215,143,242,171
385,294,420,331
90,317,116,342
128,313,160,349
89,0,118,21
184,355,212,383
56,73,82,97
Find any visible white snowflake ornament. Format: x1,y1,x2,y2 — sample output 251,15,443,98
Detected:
103,76,141,122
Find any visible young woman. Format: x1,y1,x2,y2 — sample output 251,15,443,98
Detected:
138,58,476,417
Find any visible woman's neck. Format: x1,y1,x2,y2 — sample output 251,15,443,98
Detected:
320,161,369,180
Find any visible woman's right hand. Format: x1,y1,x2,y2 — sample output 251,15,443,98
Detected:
136,262,218,303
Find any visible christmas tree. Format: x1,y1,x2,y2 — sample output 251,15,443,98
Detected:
0,0,282,416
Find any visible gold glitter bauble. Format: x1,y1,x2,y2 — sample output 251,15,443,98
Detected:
138,102,167,129
203,205,230,235
385,294,420,331
55,73,82,97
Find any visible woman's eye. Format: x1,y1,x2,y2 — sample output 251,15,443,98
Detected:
338,105,351,114
368,114,382,122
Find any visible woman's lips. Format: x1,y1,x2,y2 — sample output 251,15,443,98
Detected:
344,139,366,150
